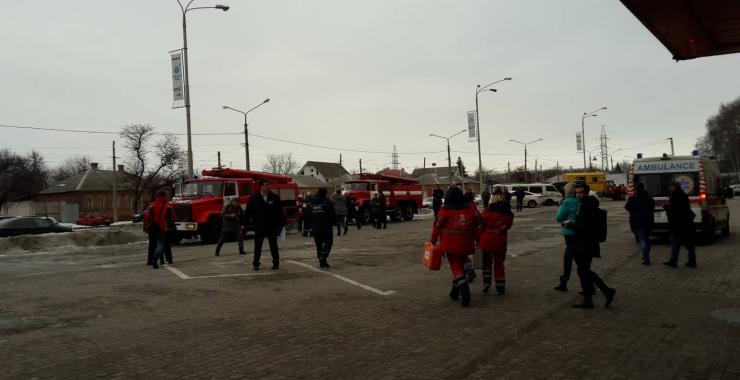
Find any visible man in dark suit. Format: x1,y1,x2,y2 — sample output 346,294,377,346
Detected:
245,180,286,270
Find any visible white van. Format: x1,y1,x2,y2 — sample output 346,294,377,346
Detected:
628,152,730,241
492,183,562,206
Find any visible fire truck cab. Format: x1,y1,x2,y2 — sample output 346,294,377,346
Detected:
171,168,298,243
628,152,730,241
342,173,423,224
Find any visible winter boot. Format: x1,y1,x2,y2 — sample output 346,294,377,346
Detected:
663,260,678,268
459,283,471,307
495,279,506,295
572,295,594,309
481,273,492,293
604,287,616,308
554,276,568,292
464,262,476,284
449,285,459,301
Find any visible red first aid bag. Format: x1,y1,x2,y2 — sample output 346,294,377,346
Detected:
422,242,443,271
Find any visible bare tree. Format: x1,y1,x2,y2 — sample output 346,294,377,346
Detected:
699,96,740,176
49,156,90,183
262,153,298,175
0,149,48,211
120,124,185,212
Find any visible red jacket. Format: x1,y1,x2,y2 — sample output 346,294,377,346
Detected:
478,204,514,253
431,205,480,255
144,197,174,233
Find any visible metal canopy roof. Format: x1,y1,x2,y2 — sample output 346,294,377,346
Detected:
620,0,740,60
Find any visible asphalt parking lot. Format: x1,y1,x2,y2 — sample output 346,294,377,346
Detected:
2,200,740,379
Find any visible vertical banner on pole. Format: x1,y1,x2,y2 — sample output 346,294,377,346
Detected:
170,49,185,108
467,111,477,142
576,132,583,152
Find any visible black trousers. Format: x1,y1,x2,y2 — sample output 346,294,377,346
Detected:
313,230,334,259
215,228,244,255
253,231,279,267
574,254,609,298
147,233,158,264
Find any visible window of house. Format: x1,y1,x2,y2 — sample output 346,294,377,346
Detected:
86,198,92,210
98,197,105,210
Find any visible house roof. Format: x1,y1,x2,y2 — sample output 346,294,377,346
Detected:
417,173,478,186
376,168,412,178
326,174,360,187
620,0,740,60
290,175,328,189
40,168,136,194
300,161,349,179
410,167,460,177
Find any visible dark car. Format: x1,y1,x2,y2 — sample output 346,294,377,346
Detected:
132,212,145,223
0,217,73,237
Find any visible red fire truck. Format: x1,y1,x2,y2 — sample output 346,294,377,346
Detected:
170,168,299,243
342,173,423,224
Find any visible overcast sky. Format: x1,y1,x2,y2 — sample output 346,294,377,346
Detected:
2,0,740,175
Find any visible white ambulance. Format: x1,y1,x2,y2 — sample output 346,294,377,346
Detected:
628,152,730,241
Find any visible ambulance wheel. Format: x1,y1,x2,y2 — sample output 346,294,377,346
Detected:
721,215,730,237
402,205,414,221
702,218,717,243
527,200,538,208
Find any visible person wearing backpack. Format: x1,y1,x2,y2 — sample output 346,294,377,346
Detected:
625,182,655,265
568,183,616,309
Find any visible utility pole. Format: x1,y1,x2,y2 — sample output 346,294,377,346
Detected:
556,161,560,181
507,162,511,183
359,159,363,174
423,157,426,171
534,158,538,182
667,137,675,156
339,153,342,167
217,151,222,169
112,141,118,223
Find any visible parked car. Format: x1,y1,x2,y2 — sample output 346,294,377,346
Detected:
0,217,73,237
132,212,145,223
509,191,542,208
732,184,740,196
76,214,112,226
422,197,433,209
0,216,17,221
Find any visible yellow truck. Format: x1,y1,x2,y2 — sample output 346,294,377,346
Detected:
563,172,608,193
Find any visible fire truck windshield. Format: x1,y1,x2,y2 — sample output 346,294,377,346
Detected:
344,183,370,191
177,181,223,197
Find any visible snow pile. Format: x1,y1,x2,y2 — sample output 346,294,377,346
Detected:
0,228,148,254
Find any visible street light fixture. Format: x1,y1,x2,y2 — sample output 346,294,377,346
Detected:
430,129,466,179
509,138,543,182
176,0,230,178
222,98,270,171
475,76,511,191
609,148,623,171
580,106,607,170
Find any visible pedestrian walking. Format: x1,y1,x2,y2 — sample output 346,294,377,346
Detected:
464,188,476,204
346,194,361,230
554,182,578,291
478,192,514,294
245,180,287,270
481,188,491,208
432,185,444,221
374,192,387,229
515,187,526,212
663,182,697,268
143,206,157,266
145,191,175,269
214,198,245,256
309,188,336,268
625,182,655,265
569,183,616,308
430,186,481,307
332,189,348,236
301,192,313,237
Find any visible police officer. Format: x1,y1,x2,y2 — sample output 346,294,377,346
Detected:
309,188,336,268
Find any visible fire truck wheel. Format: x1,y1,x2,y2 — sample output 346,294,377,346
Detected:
201,216,222,244
390,208,402,222
402,205,414,221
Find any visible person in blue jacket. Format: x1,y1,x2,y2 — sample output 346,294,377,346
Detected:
554,182,579,291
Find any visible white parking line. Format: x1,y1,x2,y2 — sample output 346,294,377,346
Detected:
286,260,396,296
165,265,306,280
165,266,192,280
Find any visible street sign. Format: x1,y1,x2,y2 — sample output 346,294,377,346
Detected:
467,111,477,142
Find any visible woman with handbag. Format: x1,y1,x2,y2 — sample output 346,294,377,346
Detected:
478,192,514,295
430,186,480,307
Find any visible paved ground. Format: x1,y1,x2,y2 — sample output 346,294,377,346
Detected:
2,199,740,379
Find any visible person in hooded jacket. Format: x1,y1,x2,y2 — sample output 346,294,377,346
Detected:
144,191,175,269
478,192,514,294
332,189,348,236
309,188,336,268
554,182,578,291
625,182,655,265
430,186,481,307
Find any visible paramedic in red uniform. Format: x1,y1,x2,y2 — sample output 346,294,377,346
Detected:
430,186,480,307
478,192,514,295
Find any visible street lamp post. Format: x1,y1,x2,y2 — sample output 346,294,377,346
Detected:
609,148,623,171
177,0,230,178
581,106,607,170
667,137,675,156
430,130,466,180
509,139,543,183
222,98,270,171
475,77,512,192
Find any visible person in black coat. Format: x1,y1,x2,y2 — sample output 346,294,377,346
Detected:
309,188,336,268
245,180,286,270
432,185,444,221
663,182,697,268
375,193,387,229
624,182,655,265
514,187,526,212
569,183,616,309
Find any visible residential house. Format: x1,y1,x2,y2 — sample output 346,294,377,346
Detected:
410,166,461,178
35,163,139,222
296,161,349,183
376,168,412,178
290,175,328,198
